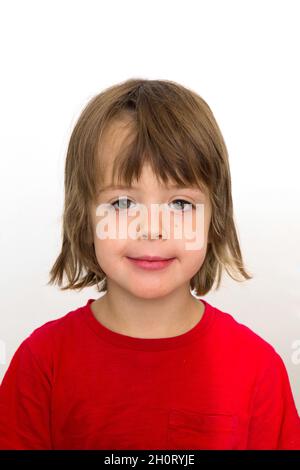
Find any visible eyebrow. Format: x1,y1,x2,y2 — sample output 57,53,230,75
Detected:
98,184,203,194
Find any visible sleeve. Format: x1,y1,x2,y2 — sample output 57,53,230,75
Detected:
0,338,53,449
247,350,300,449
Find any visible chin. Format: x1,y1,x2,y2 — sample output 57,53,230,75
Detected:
129,284,174,299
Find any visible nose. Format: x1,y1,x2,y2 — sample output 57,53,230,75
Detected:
136,203,169,240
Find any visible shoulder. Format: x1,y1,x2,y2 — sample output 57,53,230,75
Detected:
205,301,294,394
207,300,280,364
2,300,94,385
19,299,91,360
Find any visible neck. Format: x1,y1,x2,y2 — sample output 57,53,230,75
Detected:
91,280,204,338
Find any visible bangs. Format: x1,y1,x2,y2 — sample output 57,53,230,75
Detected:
93,81,216,200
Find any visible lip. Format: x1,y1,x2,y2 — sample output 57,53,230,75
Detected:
126,256,176,271
128,255,173,261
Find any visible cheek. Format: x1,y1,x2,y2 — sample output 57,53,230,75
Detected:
93,238,127,266
171,208,208,245
179,248,207,278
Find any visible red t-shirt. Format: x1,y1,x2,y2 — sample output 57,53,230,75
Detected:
0,298,300,450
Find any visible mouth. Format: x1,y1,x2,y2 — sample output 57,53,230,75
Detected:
127,256,174,261
126,256,176,271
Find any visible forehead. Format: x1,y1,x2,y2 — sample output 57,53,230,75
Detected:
98,116,134,171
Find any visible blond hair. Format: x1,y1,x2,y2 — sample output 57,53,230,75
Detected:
48,78,252,296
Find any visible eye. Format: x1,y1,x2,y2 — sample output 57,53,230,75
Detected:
169,199,195,211
110,197,195,211
110,197,135,210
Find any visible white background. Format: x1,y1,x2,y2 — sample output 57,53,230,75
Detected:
0,0,299,412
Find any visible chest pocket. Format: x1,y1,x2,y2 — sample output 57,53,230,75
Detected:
166,409,239,450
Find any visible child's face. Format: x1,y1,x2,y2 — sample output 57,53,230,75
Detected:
90,118,212,299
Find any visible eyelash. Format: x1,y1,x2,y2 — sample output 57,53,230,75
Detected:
110,197,195,211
